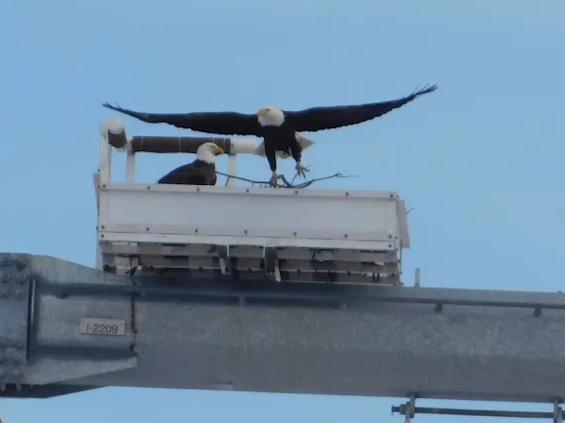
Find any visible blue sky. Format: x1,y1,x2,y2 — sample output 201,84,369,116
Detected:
1,0,564,421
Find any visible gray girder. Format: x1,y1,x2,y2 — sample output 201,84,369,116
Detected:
2,252,565,402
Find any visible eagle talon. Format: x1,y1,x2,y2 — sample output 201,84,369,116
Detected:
269,172,279,187
295,163,309,178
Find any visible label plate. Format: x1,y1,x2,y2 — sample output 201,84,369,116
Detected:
80,318,126,336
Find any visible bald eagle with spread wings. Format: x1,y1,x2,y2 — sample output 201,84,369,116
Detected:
104,85,437,185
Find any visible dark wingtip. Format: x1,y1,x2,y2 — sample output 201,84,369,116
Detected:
412,84,438,97
102,102,121,112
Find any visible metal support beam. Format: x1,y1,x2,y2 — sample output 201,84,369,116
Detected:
555,402,563,423
3,252,565,401
392,398,564,421
394,405,556,419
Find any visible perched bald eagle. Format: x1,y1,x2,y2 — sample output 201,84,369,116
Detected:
103,85,436,185
158,142,224,185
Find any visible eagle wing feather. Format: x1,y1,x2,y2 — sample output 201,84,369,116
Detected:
102,103,262,136
285,85,437,132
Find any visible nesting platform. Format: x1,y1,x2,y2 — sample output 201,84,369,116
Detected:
96,120,409,285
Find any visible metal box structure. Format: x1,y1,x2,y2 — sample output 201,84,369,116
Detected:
96,120,410,284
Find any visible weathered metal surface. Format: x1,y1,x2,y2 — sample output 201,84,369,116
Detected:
75,286,565,402
0,253,137,392
0,255,30,389
3,253,565,402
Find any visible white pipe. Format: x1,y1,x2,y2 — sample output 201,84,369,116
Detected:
102,117,127,150
126,147,136,183
227,155,238,186
230,139,258,154
98,134,112,185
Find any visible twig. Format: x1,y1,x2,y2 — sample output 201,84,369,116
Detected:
291,165,312,184
217,171,356,189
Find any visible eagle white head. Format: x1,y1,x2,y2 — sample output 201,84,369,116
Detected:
196,142,224,164
257,106,285,127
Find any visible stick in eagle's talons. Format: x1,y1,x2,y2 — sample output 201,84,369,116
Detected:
216,171,355,189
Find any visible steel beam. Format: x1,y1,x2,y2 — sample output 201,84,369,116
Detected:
2,252,565,401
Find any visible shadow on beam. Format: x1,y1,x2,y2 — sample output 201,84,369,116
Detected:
0,384,98,398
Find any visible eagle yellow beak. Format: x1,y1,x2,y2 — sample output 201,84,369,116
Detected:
214,145,224,156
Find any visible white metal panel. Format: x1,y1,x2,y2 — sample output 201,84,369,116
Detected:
98,232,395,251
396,199,411,248
98,184,404,248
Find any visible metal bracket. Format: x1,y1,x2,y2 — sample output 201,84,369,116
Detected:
404,396,416,423
216,245,229,276
553,401,562,423
264,247,281,282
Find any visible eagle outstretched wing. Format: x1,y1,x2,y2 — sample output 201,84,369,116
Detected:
285,85,437,132
102,103,262,136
